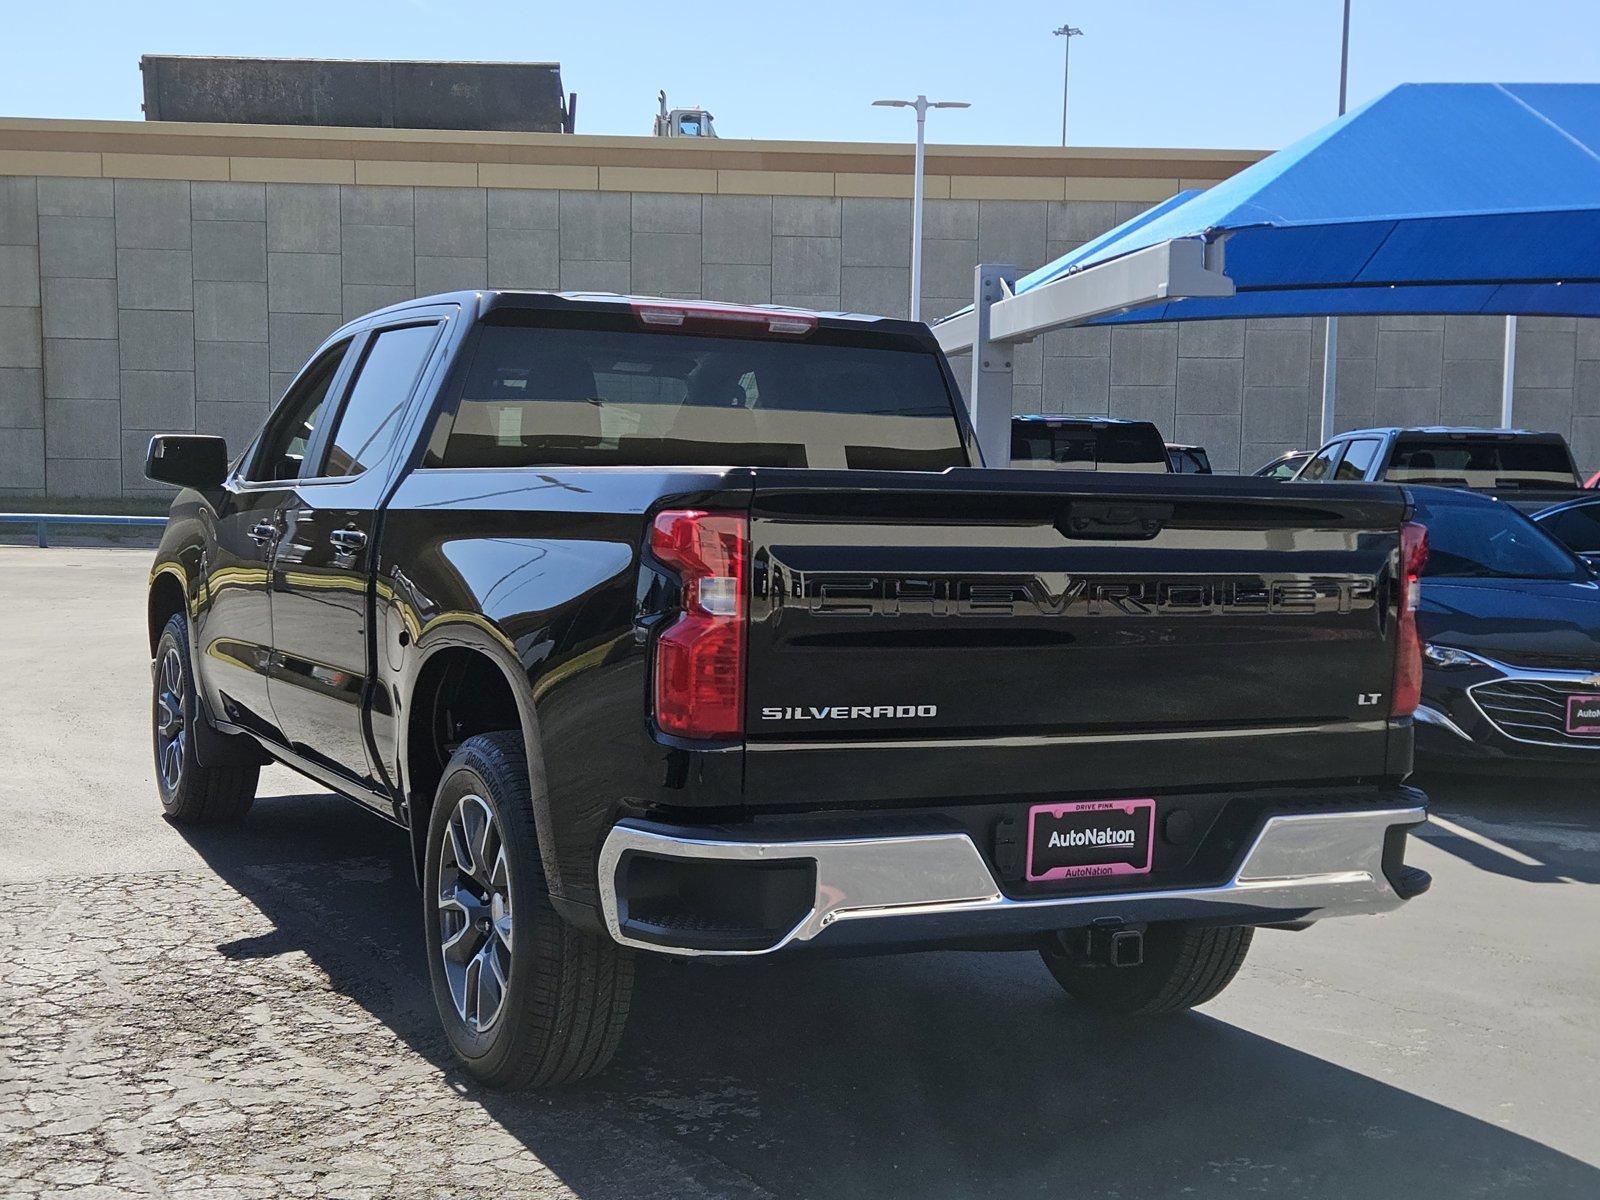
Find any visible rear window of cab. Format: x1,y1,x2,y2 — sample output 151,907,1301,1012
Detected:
426,323,970,472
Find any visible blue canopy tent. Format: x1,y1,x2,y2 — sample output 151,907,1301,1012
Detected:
934,83,1600,462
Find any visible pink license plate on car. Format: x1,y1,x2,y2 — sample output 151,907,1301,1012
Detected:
1567,695,1600,736
1026,798,1156,882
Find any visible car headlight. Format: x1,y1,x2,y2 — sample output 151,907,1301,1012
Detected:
1423,643,1482,669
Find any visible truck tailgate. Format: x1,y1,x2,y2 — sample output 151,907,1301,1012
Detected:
743,468,1410,804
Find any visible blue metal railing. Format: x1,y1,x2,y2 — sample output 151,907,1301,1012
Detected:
0,512,166,547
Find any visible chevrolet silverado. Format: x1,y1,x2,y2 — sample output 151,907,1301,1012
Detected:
144,290,1431,1087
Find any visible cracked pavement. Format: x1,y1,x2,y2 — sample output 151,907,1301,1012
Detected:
2,547,1599,1198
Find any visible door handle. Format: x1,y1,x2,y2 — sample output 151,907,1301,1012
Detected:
329,528,368,552
248,521,277,545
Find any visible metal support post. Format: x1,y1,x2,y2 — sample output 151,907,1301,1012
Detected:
1501,315,1518,428
1320,317,1338,444
968,263,1019,467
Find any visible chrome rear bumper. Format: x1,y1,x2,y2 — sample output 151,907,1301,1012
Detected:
597,805,1428,957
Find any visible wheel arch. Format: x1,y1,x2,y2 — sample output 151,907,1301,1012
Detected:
401,633,559,896
148,563,268,771
147,566,189,655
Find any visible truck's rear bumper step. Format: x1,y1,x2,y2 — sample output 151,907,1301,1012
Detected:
597,805,1429,956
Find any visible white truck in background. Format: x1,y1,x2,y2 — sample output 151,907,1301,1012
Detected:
654,90,718,138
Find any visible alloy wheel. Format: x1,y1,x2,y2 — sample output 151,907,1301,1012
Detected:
437,793,514,1032
155,646,187,793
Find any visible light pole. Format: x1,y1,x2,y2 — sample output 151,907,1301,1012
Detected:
874,95,970,322
1318,0,1351,445
1053,24,1084,147
1501,315,1518,427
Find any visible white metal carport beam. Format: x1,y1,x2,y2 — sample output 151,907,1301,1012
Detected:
933,236,1235,356
939,236,1234,467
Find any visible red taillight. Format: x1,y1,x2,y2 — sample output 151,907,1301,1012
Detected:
651,509,748,739
630,299,816,337
1391,520,1428,718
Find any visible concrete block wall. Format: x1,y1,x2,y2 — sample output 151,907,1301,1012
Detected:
2,174,1598,497
0,177,42,494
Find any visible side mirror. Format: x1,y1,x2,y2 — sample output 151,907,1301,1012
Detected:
145,435,229,490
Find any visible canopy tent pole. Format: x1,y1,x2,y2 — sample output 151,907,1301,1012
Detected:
1501,315,1518,427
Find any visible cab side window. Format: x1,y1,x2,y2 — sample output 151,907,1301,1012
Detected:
246,341,351,482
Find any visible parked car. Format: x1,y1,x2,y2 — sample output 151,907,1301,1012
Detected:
1529,493,1600,570
1011,414,1169,472
1294,427,1583,501
1166,443,1212,474
1407,486,1600,773
144,290,1431,1088
1253,450,1310,480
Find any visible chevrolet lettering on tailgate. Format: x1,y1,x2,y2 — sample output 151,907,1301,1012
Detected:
772,571,1378,618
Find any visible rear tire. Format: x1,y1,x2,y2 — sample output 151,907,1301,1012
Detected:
423,730,634,1089
1041,923,1253,1016
153,612,258,825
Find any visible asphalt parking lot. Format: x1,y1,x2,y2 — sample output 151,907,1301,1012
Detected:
3,545,1598,1199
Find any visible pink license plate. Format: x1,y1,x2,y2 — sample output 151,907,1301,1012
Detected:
1026,798,1156,882
1567,695,1600,736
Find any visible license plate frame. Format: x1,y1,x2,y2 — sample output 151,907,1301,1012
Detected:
1025,798,1156,883
1566,694,1600,736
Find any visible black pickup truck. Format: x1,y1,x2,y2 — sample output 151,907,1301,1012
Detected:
145,291,1431,1088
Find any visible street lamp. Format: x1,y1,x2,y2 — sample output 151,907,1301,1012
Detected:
874,95,970,322
1319,0,1351,444
1053,24,1084,147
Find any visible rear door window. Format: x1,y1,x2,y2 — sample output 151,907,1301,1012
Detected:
1333,438,1380,480
437,323,968,471
1296,442,1345,482
319,323,440,478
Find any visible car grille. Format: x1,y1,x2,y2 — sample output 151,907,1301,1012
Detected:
1470,678,1600,749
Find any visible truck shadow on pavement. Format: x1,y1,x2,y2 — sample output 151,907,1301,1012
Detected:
180,790,1600,1200
1413,771,1600,886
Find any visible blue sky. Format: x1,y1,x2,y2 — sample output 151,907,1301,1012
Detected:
4,1,1599,150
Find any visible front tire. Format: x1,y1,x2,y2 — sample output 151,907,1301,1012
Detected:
1041,923,1254,1016
423,730,634,1089
152,612,258,825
